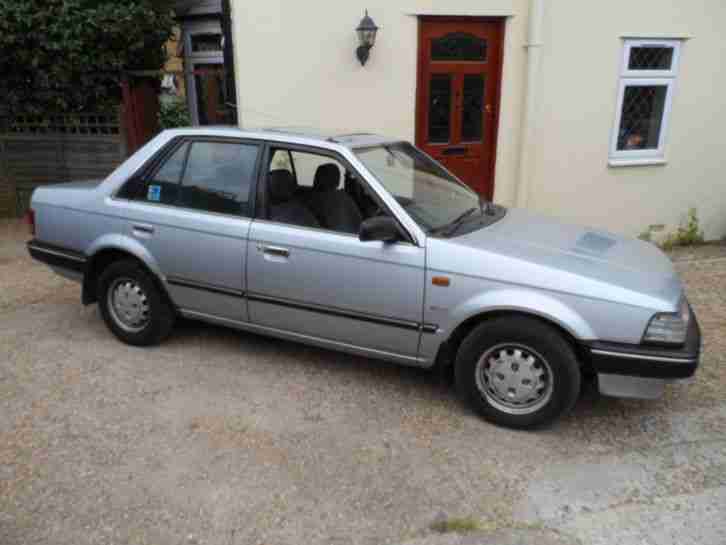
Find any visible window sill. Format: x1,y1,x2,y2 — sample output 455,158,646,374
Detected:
608,157,667,168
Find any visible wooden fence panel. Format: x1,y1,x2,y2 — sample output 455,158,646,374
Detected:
0,114,125,216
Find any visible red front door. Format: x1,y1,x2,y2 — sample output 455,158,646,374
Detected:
416,18,504,199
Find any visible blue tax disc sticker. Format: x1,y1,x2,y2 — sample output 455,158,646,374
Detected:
147,184,161,202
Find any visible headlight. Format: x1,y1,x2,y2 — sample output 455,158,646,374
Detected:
643,297,690,345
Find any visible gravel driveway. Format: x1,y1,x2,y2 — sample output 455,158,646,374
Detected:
2,220,726,545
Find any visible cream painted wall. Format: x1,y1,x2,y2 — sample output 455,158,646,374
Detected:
527,0,726,240
230,0,530,210
230,0,725,240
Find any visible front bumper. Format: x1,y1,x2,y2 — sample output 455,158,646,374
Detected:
585,308,701,399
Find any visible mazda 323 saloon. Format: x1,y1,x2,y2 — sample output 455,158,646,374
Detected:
27,128,701,428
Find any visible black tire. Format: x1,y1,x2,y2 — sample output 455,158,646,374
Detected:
454,316,581,429
97,259,175,346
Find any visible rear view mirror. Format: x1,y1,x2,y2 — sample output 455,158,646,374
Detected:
359,216,400,243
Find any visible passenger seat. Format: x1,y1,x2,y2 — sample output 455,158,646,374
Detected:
309,164,363,234
268,169,320,228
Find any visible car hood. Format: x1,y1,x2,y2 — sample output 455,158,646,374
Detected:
428,208,682,311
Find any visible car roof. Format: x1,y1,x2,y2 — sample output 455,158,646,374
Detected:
159,126,400,149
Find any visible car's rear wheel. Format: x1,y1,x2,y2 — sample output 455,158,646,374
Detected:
455,316,581,429
97,259,175,346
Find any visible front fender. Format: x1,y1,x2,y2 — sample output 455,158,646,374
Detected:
448,288,597,340
418,284,599,365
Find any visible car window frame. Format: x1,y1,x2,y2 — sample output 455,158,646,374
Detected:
254,141,415,245
115,136,264,219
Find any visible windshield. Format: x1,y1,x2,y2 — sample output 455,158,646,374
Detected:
354,142,482,232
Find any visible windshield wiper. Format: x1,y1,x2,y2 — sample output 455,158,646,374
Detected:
440,207,480,236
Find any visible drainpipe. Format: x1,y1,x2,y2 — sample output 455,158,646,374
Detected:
515,0,546,208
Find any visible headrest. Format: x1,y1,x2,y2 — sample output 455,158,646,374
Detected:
268,169,297,204
313,163,341,192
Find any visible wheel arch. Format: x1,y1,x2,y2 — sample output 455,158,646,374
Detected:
82,236,169,306
434,299,595,373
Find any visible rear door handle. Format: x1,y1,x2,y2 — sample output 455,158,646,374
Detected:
132,223,154,235
262,245,290,258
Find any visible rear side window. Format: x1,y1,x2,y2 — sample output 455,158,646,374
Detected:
179,142,258,215
119,139,260,217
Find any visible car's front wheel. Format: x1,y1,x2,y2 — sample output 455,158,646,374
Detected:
455,316,581,429
97,259,175,346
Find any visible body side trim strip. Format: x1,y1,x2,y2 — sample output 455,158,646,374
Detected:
166,276,245,298
247,291,438,333
179,308,428,365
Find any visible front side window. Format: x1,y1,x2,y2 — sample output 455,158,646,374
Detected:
120,140,259,216
610,39,681,165
265,147,374,234
355,142,483,233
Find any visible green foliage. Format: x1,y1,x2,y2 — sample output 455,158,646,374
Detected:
661,208,705,250
642,208,705,250
430,517,481,534
158,98,191,129
638,229,653,243
0,0,175,114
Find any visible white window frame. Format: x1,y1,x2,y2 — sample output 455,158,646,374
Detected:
183,21,225,126
609,39,682,167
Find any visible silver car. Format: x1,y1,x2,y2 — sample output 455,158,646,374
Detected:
27,127,700,428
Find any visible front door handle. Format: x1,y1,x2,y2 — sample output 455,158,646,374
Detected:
263,245,290,258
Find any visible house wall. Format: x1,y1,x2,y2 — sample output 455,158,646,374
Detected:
526,0,726,240
230,0,726,240
229,0,530,209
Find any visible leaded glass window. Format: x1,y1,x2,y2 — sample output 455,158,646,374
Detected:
610,39,682,164
431,33,487,62
628,47,674,71
616,85,668,150
428,74,452,143
461,75,485,142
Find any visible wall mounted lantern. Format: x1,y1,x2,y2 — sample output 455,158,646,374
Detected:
356,10,379,66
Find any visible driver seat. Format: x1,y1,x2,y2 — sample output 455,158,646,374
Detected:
309,164,363,234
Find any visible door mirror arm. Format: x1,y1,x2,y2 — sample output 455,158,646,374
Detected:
358,216,401,243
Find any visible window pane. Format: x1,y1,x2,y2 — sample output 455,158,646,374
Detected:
193,64,234,125
179,142,259,215
428,74,451,143
120,143,188,203
431,33,487,61
355,143,479,232
617,85,668,151
462,75,485,141
191,33,222,53
291,152,342,188
155,144,188,185
628,46,674,71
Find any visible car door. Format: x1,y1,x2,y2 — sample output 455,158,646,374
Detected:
112,137,262,322
246,144,427,361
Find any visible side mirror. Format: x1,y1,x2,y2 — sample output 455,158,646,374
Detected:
359,216,400,243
